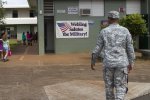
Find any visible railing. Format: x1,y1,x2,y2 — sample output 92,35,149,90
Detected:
2,17,37,25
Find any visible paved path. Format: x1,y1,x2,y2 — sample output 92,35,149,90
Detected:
11,42,38,55
44,80,150,100
0,59,150,100
0,43,150,100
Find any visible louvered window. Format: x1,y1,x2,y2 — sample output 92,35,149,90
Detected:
44,0,54,16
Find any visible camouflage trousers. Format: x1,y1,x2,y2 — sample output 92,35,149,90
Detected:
103,67,128,100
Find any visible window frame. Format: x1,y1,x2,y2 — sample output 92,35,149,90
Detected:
12,10,18,18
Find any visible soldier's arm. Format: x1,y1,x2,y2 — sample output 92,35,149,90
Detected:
91,31,104,69
126,30,136,68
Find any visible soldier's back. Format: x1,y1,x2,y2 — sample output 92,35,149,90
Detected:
101,24,130,68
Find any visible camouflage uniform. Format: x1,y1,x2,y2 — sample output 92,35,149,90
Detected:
92,11,135,100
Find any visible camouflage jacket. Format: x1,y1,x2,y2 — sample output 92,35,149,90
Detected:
92,23,135,67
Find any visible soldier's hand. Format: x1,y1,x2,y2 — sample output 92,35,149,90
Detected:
91,63,95,70
128,64,132,73
91,53,97,70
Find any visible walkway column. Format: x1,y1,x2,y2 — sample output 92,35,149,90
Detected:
38,0,45,55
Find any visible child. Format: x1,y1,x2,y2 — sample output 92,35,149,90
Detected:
0,34,3,60
2,32,10,62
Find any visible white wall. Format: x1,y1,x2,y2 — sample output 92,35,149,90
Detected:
91,0,104,16
18,9,30,18
4,10,12,18
4,8,30,18
126,0,141,14
79,0,104,16
79,0,91,9
17,25,30,40
34,26,37,33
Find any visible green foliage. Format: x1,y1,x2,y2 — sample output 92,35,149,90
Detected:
100,24,108,29
9,39,19,49
119,14,147,36
0,0,5,24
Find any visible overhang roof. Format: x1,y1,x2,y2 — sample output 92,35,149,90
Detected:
3,0,30,9
3,6,30,9
28,0,37,8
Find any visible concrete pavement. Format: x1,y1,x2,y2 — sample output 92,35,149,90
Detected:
44,80,150,100
0,43,150,100
0,54,150,100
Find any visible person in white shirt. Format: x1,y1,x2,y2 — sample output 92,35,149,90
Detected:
2,32,10,62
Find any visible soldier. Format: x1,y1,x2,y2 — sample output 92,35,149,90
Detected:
91,11,135,100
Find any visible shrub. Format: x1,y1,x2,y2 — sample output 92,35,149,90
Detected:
119,14,148,37
0,0,5,24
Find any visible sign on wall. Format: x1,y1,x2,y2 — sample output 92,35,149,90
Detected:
57,10,66,14
56,21,89,38
68,7,78,14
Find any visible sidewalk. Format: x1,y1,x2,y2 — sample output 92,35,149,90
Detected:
44,80,150,100
8,43,90,66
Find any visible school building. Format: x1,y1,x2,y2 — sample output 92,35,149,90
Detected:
28,0,150,55
1,1,37,40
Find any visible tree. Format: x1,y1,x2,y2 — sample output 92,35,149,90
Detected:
119,14,148,37
0,0,5,24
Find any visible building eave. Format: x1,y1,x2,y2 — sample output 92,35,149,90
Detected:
3,6,30,9
28,0,37,8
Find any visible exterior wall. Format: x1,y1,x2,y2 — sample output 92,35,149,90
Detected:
54,0,101,54
79,0,104,16
17,25,37,40
36,0,145,55
30,25,37,33
18,9,30,18
104,0,126,17
126,0,141,14
4,8,31,18
141,0,148,14
17,25,30,40
4,9,12,18
54,0,126,54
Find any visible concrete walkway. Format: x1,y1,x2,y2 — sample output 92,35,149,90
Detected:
0,44,150,100
44,80,150,100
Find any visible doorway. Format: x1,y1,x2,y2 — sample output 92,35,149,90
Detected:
44,16,55,53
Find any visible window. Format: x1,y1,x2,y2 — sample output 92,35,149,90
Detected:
79,0,104,16
12,10,18,18
30,10,35,17
126,0,141,14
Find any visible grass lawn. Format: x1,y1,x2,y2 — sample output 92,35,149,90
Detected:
9,39,20,50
